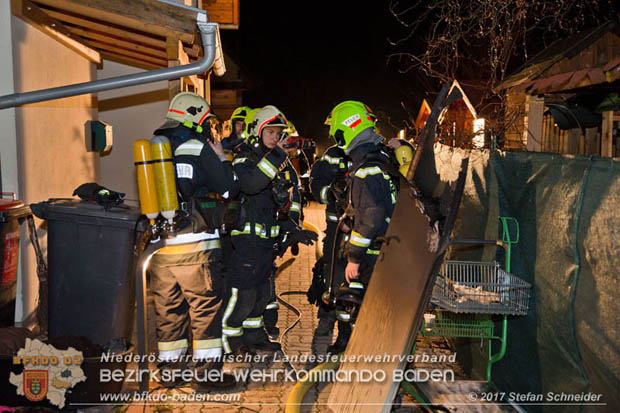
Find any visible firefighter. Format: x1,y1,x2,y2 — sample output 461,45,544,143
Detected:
221,105,316,355
264,120,304,340
307,141,351,341
222,106,251,152
327,100,400,354
149,92,240,391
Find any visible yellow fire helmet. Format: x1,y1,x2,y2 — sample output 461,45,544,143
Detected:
329,100,377,151
286,120,298,137
241,107,259,143
230,105,251,123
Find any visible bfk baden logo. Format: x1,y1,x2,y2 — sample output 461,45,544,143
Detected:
10,339,86,409
23,370,48,402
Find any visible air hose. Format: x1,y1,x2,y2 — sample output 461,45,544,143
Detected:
276,221,323,373
278,220,344,412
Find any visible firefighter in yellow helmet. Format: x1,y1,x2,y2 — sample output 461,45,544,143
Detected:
222,106,251,151
326,100,401,353
150,92,240,391
221,105,316,355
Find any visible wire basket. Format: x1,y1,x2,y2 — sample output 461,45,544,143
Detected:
420,312,495,339
431,261,531,315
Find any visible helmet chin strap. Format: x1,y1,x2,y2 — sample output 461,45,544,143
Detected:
258,133,269,151
183,119,203,134
334,130,346,147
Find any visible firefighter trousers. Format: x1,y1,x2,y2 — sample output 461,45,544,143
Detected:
263,268,279,331
221,279,271,354
150,248,224,371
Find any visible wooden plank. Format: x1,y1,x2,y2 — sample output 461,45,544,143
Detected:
204,70,211,103
184,43,201,58
541,114,548,151
166,36,180,60
166,37,181,99
601,111,613,157
178,39,190,66
82,38,166,67
232,0,239,26
166,38,200,95
327,190,444,412
99,51,160,70
32,0,198,42
12,0,101,63
526,95,544,152
200,0,238,27
211,89,236,103
183,75,201,93
42,7,166,49
67,26,166,59
168,59,181,100
567,128,580,155
327,162,468,413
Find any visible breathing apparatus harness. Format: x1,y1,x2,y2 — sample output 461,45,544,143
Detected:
320,146,403,324
152,124,245,236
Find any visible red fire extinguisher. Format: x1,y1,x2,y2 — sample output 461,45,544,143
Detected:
0,192,26,285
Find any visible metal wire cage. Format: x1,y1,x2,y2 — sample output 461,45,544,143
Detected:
431,260,532,315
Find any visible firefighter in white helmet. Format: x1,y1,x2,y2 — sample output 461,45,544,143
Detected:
221,105,316,355
263,119,305,340
150,92,240,391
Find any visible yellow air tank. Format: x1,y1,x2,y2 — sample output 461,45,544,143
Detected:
399,162,412,178
395,144,413,178
150,135,179,225
133,139,160,220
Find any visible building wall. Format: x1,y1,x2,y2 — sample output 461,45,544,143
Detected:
11,15,99,325
0,2,18,195
504,89,527,150
97,60,169,202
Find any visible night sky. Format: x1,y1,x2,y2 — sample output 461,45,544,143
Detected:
220,1,426,150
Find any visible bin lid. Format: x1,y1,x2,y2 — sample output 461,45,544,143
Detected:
0,198,24,212
31,199,143,228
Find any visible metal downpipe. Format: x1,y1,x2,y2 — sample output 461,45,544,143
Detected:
0,19,218,109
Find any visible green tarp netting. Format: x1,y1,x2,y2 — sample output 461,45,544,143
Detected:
434,144,620,412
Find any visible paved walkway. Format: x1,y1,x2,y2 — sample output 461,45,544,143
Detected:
107,203,454,412
116,203,336,413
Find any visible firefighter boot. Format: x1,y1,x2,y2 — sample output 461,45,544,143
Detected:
326,320,351,354
315,317,335,336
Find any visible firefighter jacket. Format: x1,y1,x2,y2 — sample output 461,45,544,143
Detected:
231,142,289,247
346,140,399,264
310,145,350,224
152,124,240,263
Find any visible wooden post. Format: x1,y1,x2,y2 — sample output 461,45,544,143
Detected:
204,70,211,104
562,130,569,154
542,114,548,151
167,36,181,100
601,111,613,157
585,127,598,155
567,128,580,155
525,95,544,152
